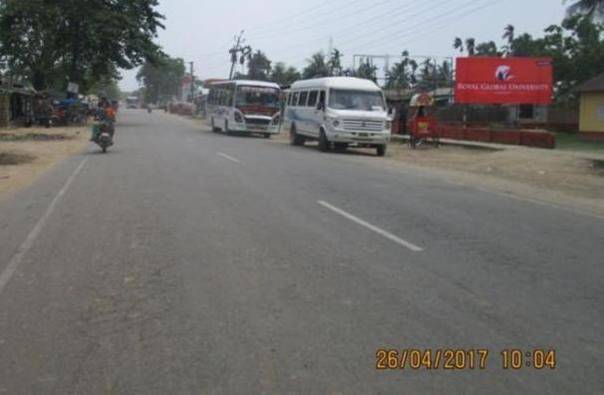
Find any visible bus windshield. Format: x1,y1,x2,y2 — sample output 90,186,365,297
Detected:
236,86,280,108
328,89,385,111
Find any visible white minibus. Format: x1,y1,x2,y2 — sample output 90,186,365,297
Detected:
283,77,392,156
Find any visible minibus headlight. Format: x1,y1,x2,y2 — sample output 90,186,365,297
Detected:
272,115,280,125
332,119,340,128
234,111,244,123
385,121,392,130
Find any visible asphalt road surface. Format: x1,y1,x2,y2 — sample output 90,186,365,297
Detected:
1,110,602,394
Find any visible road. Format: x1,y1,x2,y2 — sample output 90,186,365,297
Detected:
0,110,602,394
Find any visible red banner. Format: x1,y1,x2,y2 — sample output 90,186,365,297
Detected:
455,57,553,105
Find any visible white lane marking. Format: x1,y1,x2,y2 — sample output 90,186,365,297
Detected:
217,152,241,164
0,158,88,295
317,200,424,252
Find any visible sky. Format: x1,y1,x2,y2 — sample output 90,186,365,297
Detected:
119,0,568,91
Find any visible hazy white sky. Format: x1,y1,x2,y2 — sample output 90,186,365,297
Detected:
120,0,568,91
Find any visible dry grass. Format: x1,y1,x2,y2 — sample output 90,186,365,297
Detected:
0,125,89,200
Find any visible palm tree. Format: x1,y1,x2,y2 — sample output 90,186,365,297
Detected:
465,38,476,56
565,0,604,20
453,37,464,53
328,48,343,76
502,24,515,55
302,52,329,79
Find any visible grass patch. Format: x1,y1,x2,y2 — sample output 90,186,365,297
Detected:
0,133,73,142
554,132,604,153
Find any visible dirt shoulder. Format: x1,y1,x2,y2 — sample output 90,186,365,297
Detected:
0,125,89,200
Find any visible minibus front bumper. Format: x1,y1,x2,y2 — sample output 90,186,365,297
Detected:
327,129,391,145
231,123,280,134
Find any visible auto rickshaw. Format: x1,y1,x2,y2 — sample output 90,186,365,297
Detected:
407,92,440,148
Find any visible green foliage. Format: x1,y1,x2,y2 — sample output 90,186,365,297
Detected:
328,49,344,76
385,51,417,89
88,76,122,101
136,56,186,104
565,0,604,21
356,59,378,82
246,51,272,81
303,52,330,79
475,41,501,56
270,62,301,86
0,0,165,92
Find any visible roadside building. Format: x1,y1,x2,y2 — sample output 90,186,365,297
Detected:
576,72,604,140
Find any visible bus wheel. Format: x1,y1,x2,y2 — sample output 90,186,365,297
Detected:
376,145,387,157
211,118,218,132
263,133,271,139
290,125,305,146
318,130,330,152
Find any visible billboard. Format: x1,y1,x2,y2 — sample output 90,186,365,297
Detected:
455,57,553,105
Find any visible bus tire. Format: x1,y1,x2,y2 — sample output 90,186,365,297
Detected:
263,133,271,139
376,144,387,157
290,125,305,146
318,129,330,152
211,118,219,132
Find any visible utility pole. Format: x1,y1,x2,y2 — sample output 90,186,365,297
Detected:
229,31,251,80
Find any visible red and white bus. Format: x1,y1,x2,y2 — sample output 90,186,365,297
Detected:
206,80,281,138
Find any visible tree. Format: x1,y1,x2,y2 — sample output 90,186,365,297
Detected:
136,56,186,104
465,38,476,56
246,50,272,81
356,59,378,82
328,48,344,76
453,37,464,53
565,0,604,20
475,41,501,56
0,0,165,92
437,60,453,87
502,24,515,55
303,52,330,79
270,62,301,86
385,50,417,89
89,76,122,101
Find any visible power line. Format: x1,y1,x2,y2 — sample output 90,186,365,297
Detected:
246,0,448,62
243,0,366,38
246,0,401,42
345,0,500,54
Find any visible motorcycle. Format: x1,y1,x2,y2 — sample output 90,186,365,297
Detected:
92,121,114,153
97,131,113,153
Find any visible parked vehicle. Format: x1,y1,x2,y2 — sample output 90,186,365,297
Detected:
283,77,392,156
206,80,281,138
407,93,440,149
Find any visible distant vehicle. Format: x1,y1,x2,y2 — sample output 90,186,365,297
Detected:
206,80,281,138
126,96,139,109
284,77,392,156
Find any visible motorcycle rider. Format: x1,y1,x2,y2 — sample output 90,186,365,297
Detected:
91,97,116,142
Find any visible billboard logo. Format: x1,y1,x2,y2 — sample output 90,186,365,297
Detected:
495,65,513,81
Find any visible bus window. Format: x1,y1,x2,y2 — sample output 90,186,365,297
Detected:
307,91,318,107
292,92,299,107
299,91,308,107
318,91,326,109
